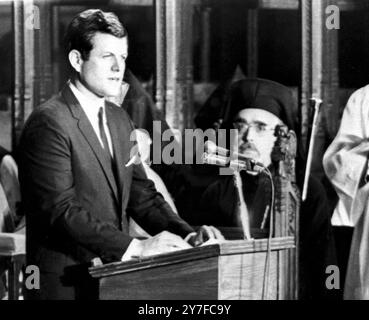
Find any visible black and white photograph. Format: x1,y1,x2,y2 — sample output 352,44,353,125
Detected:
0,0,368,306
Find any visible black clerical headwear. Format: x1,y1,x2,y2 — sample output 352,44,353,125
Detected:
195,78,297,132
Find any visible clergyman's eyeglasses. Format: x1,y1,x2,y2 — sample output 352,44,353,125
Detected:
233,120,276,134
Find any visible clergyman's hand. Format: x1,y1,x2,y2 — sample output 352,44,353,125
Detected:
187,225,225,247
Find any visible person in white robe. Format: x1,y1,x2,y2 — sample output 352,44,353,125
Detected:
323,84,369,299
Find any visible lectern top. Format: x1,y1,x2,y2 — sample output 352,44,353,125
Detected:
89,237,294,279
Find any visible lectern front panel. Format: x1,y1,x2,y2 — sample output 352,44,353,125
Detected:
99,257,219,300
219,251,278,299
89,238,296,300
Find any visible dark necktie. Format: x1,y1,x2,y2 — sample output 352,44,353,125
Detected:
98,107,121,195
98,107,111,159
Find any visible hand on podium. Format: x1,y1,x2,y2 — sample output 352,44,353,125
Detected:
185,225,225,247
122,226,225,261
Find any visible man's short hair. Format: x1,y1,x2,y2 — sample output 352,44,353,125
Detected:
64,9,127,60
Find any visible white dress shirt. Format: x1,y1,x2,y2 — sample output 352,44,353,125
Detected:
69,82,114,157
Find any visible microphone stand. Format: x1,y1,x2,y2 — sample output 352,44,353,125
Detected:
302,97,323,201
202,150,267,241
202,149,276,299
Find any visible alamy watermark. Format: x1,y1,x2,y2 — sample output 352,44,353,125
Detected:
325,5,340,30
129,121,241,176
325,264,340,290
22,263,342,292
23,4,339,31
24,265,40,290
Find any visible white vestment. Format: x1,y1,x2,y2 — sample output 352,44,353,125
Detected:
323,84,369,299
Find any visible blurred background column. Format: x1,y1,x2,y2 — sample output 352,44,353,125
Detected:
155,0,194,132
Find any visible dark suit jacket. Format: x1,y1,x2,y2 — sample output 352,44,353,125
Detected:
18,85,193,299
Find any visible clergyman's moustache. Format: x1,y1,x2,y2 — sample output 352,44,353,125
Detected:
239,142,258,154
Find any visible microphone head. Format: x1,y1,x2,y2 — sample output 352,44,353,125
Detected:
204,140,230,157
204,140,217,154
202,141,266,173
202,153,229,166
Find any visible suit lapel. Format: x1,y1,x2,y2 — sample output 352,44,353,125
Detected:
61,85,119,203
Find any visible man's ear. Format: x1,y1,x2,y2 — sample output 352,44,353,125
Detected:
68,49,83,73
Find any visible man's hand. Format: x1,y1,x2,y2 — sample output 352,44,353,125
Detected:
186,225,225,247
137,231,192,257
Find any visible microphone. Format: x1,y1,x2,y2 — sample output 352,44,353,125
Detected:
203,141,265,173
204,140,230,157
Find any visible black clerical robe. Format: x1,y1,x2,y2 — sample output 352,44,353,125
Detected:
197,172,337,300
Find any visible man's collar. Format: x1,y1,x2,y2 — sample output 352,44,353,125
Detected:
68,80,105,110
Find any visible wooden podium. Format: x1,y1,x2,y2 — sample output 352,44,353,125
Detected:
89,126,300,300
89,237,297,300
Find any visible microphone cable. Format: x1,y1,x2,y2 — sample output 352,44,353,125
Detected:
202,145,275,299
262,167,274,300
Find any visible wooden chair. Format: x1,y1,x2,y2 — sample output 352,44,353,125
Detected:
0,154,26,300
0,232,25,300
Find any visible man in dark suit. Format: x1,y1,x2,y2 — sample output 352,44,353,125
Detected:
18,9,222,300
